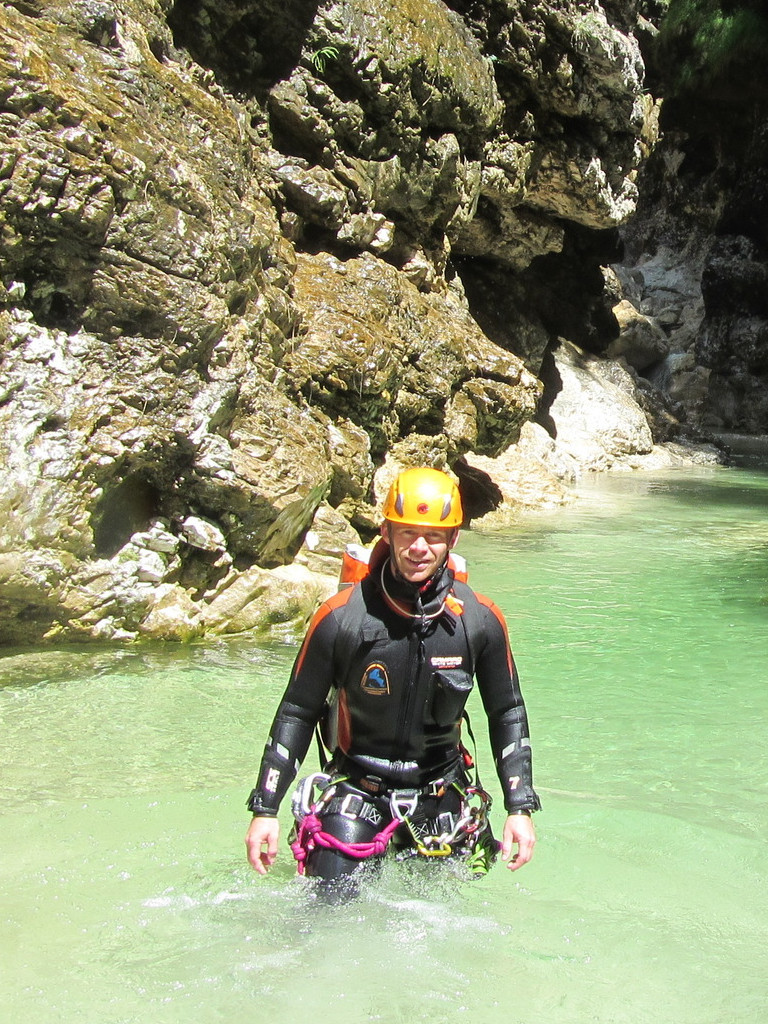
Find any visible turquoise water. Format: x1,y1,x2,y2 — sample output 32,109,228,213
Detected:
2,466,767,1023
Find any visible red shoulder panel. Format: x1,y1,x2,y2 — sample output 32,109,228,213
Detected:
474,592,514,673
293,586,354,676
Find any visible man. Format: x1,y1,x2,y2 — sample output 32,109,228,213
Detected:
245,467,540,884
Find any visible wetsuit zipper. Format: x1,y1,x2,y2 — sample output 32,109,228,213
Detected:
391,628,425,772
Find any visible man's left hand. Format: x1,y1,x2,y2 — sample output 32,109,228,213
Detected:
500,813,536,871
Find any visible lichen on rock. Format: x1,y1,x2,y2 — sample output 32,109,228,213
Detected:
0,0,707,644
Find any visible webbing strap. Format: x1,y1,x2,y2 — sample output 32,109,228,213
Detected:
460,709,482,790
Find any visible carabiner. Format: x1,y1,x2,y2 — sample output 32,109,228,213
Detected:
442,811,474,845
290,772,332,822
416,838,453,858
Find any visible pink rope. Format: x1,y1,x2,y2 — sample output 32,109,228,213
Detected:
291,812,402,875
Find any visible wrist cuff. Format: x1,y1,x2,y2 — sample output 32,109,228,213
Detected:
246,788,278,816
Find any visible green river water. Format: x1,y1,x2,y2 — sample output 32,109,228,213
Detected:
2,466,767,1024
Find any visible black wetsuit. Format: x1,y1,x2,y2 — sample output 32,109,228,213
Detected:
248,544,540,878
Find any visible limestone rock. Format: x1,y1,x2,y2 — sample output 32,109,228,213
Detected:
200,563,336,638
180,516,227,553
295,502,363,579
0,0,686,644
455,1,650,268
464,422,576,526
606,299,669,371
285,251,542,460
547,339,654,470
138,584,204,642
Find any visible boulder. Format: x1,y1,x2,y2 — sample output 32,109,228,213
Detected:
606,299,669,371
547,339,654,470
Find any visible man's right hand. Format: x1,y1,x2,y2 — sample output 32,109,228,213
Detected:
245,816,280,874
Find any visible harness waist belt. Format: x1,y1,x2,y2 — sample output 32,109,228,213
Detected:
333,753,463,797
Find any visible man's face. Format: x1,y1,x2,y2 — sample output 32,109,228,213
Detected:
382,522,458,584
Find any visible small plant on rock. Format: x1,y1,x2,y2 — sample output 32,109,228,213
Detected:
309,46,339,75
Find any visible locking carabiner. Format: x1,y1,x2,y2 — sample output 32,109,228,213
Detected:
290,772,333,822
415,836,454,858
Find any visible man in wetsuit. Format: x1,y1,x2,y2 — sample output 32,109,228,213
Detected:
245,467,540,882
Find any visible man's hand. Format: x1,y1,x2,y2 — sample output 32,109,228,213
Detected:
245,816,280,874
500,813,536,871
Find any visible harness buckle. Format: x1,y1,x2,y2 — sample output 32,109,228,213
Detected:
389,789,420,821
357,774,385,794
339,792,364,820
425,778,446,797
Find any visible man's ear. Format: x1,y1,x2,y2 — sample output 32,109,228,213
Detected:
449,528,460,549
380,522,390,543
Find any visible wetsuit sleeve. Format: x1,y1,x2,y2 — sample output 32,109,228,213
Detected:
472,595,541,815
246,600,340,816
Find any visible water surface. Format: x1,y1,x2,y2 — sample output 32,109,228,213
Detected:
2,466,767,1023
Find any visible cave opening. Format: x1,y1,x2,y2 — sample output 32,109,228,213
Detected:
92,473,161,558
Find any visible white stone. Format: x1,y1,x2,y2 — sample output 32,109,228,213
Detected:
180,515,226,552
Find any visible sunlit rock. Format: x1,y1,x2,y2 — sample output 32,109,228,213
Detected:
180,516,227,553
138,584,204,642
464,422,576,525
200,563,336,638
547,339,654,470
294,502,362,578
0,0,681,643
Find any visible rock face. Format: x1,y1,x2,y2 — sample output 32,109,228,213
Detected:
0,0,718,643
611,12,768,445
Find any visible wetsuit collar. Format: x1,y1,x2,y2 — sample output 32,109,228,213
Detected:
379,558,454,622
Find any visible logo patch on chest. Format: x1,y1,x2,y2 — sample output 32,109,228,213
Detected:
430,655,464,669
360,662,390,696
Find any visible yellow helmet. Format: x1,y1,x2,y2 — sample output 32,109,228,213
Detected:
382,467,463,529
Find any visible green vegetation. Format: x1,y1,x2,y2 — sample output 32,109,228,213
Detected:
658,0,768,102
309,46,339,75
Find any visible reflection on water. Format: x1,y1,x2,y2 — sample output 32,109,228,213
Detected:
2,467,768,1023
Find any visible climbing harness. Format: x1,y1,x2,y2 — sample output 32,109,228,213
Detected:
389,780,498,874
402,785,491,855
288,769,498,877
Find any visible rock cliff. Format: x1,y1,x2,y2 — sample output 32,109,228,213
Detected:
615,4,768,452
0,0,722,643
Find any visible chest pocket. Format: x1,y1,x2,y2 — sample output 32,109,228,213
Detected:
333,587,391,688
354,625,393,670
430,669,473,727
